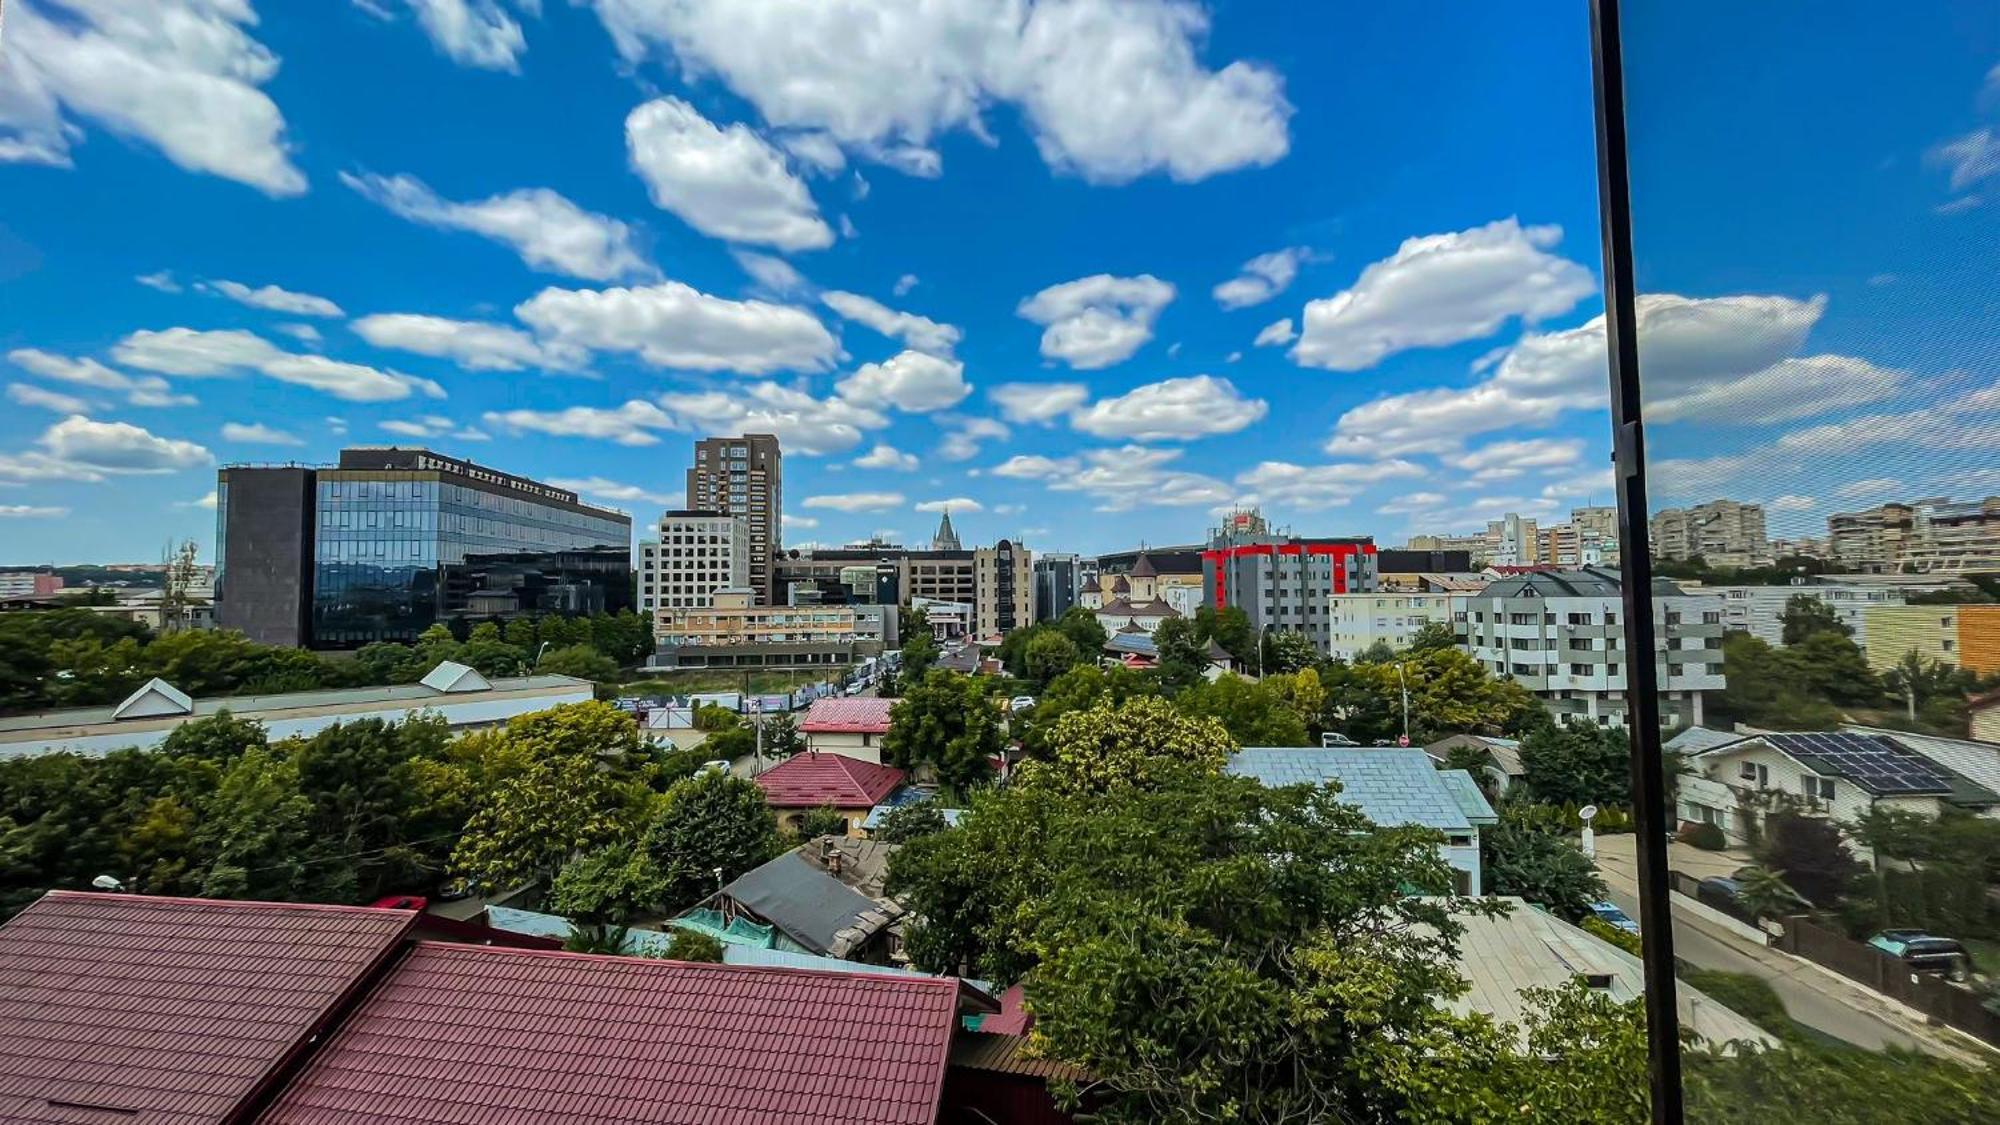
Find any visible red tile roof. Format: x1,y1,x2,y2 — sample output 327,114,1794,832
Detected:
802,695,896,734
256,942,962,1125
757,751,906,808
0,891,414,1125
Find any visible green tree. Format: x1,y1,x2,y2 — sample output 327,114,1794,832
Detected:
1788,630,1881,708
1715,632,1843,730
1758,810,1857,908
663,928,725,962
639,769,782,910
1482,814,1607,921
1175,673,1309,746
290,716,450,901
549,842,668,952
1016,663,1159,758
1019,694,1232,796
1518,722,1632,806
1781,595,1852,645
536,644,620,681
1407,621,1459,652
888,762,1484,1122
503,618,540,650
1732,864,1806,920
1053,606,1109,655
1262,628,1321,674
796,805,848,839
873,800,951,844
882,670,1003,790
195,745,315,900
1022,630,1083,687
693,703,741,732
160,709,267,765
760,710,803,758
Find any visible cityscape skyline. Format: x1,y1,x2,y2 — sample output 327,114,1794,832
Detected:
4,7,1992,564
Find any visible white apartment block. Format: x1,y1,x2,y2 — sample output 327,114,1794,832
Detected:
638,510,749,614
1326,593,1468,662
1461,567,1726,728
1699,583,1908,649
1650,500,1769,568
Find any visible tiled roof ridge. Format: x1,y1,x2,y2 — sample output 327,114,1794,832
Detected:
405,938,963,991
45,889,422,918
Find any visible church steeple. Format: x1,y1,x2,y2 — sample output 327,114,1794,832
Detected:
931,508,962,551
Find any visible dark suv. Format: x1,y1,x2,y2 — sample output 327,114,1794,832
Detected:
1869,931,1973,982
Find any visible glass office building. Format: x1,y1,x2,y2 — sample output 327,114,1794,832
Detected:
218,448,633,648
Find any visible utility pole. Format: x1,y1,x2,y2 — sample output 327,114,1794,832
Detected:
1397,661,1411,744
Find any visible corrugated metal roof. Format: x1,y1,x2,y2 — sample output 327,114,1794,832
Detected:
802,696,896,733
949,1032,1088,1081
756,752,906,807
1437,769,1499,825
256,942,962,1125
1431,898,1774,1051
0,672,591,736
720,850,903,957
0,891,414,1125
1226,747,1474,832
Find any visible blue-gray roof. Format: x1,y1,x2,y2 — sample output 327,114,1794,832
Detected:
1226,747,1475,833
1437,769,1499,825
861,786,967,830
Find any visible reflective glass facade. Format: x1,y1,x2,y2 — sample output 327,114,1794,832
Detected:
308,465,631,646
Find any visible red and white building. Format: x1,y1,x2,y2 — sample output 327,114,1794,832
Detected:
800,696,895,763
1202,533,1378,656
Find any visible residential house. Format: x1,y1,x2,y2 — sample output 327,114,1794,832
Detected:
1439,898,1773,1050
1843,725,2000,808
692,836,906,961
0,889,1030,1125
801,695,896,763
1423,734,1525,795
1225,747,1497,894
1675,731,2000,854
755,750,908,835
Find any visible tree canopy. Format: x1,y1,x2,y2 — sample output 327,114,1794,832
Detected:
882,669,1003,789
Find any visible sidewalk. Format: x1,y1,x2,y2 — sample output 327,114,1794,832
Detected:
1592,834,1994,1062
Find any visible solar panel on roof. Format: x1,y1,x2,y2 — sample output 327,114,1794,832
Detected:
1767,732,1954,795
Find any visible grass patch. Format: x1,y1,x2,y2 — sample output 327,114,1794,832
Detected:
614,668,848,696
1680,969,1796,1040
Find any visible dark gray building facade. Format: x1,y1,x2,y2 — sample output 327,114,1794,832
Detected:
216,447,632,648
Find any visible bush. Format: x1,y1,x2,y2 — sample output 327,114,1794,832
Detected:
662,929,724,963
1680,822,1729,851
873,800,951,844
1582,915,1642,956
797,805,848,839
1681,969,1792,1039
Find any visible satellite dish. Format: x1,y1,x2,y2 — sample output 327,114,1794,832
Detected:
1578,804,1599,823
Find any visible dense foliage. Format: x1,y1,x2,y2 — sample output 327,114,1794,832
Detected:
1516,721,1634,806
0,607,651,715
1481,808,1608,921
882,669,1004,789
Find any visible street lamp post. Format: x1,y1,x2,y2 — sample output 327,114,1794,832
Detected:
1396,661,1411,745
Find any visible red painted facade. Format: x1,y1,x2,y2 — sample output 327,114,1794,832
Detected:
1202,541,1377,606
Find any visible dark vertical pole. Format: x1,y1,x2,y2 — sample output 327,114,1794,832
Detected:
1590,2,1684,1121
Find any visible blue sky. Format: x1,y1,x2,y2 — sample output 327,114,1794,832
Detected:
0,1,1992,565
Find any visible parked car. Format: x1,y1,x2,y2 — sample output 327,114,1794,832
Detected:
1587,901,1640,935
1869,930,1973,982
1009,695,1037,713
1320,732,1359,748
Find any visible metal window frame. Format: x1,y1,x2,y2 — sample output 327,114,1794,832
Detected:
1591,1,1685,1120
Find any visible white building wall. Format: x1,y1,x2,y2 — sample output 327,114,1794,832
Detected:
802,729,885,765
1707,585,1907,650
1463,589,1725,728
1327,593,1466,661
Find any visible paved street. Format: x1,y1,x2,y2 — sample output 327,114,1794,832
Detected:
1592,835,1982,1059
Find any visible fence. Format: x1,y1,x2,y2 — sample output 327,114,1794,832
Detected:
1775,916,2000,1046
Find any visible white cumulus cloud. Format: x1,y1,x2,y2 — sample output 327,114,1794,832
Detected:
342,171,651,281
584,0,1290,184
822,291,960,355
114,329,444,402
221,422,304,446
804,491,906,512
516,282,839,375
1213,247,1306,309
352,313,586,372
626,96,834,251
1293,218,1595,372
7,383,93,414
37,415,211,473
1069,375,1266,441
1017,273,1175,369
854,443,919,471
988,381,1089,424
200,280,344,318
1253,317,1295,347
0,0,305,195
835,350,970,412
